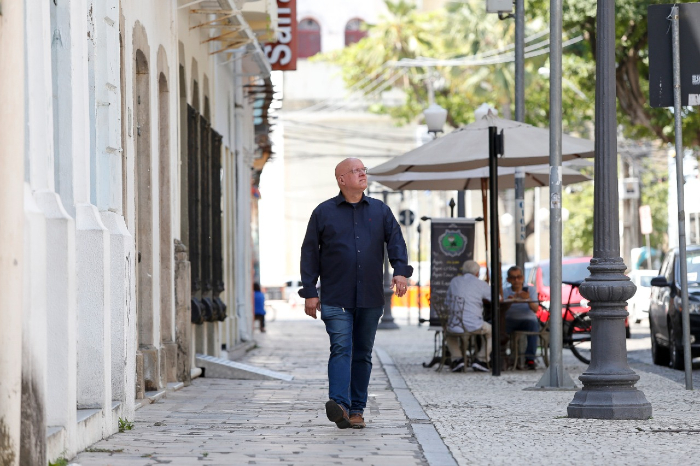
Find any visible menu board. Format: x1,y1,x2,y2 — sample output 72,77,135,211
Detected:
429,218,476,325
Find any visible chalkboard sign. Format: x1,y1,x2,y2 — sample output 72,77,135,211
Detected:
429,218,477,325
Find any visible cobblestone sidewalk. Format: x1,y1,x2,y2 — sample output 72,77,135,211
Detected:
71,315,431,466
375,319,700,466
71,304,700,466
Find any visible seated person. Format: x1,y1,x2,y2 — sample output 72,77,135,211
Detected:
503,266,540,370
445,260,492,372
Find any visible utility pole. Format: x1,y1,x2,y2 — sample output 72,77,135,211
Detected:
514,0,527,272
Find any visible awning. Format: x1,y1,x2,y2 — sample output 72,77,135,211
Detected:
184,0,273,78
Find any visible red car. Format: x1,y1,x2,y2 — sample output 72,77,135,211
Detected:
527,257,631,337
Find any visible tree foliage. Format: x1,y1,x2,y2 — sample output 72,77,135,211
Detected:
529,0,700,147
319,0,687,256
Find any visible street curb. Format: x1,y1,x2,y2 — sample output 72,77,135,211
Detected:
375,346,458,466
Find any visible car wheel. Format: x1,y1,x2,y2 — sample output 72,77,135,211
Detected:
650,318,670,366
669,321,684,370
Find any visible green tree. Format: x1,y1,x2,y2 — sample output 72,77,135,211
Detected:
563,181,594,256
317,1,596,132
529,0,700,148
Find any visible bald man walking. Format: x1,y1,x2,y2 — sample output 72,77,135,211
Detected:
300,158,412,429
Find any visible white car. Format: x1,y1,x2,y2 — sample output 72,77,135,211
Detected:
628,269,658,323
284,279,304,307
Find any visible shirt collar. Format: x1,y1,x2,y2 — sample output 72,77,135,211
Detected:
334,192,369,206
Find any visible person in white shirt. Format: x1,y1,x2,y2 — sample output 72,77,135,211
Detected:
445,260,492,372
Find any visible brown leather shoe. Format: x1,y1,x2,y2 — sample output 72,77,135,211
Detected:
349,413,366,429
325,400,352,429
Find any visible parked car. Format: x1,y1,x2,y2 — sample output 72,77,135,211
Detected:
628,269,658,324
648,246,700,369
526,257,631,337
284,278,304,307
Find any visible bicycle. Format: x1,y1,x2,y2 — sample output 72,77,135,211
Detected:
539,280,592,364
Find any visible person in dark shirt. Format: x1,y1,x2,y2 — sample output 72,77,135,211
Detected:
253,282,266,333
300,157,412,429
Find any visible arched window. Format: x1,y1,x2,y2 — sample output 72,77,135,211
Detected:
298,18,321,58
345,18,367,46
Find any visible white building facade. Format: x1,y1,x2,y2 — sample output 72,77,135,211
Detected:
0,1,278,464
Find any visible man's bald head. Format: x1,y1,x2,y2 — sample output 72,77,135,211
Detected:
335,158,363,178
334,158,367,201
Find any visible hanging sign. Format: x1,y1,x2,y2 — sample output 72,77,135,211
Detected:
264,0,297,71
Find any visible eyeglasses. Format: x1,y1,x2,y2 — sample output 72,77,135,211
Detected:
340,167,368,177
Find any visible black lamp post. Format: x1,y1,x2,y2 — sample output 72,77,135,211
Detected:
375,189,403,330
567,0,652,419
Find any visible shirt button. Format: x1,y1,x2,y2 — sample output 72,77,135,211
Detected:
358,250,360,253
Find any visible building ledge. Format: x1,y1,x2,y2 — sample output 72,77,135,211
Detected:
145,389,166,404
167,381,185,392
76,408,101,424
47,426,64,441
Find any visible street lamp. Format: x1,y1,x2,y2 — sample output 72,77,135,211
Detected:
423,103,447,138
566,0,652,419
474,103,498,120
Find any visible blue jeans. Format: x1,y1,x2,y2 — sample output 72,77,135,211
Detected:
506,314,540,361
320,305,383,415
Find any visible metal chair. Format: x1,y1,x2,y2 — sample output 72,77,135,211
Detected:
434,295,488,372
510,318,549,370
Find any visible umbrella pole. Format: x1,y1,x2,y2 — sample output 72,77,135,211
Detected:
481,178,489,284
489,128,501,376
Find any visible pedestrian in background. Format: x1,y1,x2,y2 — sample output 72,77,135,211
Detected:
254,282,266,333
300,157,412,429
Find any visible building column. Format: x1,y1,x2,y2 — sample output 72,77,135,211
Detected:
174,240,193,385
55,0,113,436
21,187,48,466
90,0,134,421
234,52,253,342
0,0,25,462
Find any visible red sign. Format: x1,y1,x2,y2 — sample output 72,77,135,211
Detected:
265,0,297,71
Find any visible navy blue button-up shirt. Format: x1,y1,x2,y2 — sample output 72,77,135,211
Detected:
299,193,413,308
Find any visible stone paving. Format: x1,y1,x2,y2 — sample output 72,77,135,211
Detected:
72,303,700,465
71,310,428,466
375,311,700,466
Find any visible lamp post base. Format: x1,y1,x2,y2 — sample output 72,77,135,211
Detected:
378,289,399,330
568,387,652,420
377,317,400,330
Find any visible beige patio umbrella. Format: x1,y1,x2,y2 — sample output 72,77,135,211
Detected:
368,164,591,191
368,112,594,176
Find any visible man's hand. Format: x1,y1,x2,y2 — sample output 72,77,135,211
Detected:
392,275,408,298
305,298,320,319
507,290,529,301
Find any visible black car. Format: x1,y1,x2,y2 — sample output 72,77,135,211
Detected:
649,246,700,369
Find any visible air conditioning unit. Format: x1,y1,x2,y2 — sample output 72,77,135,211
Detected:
486,0,513,14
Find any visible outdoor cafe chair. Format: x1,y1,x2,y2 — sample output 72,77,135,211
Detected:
434,295,489,373
509,317,549,370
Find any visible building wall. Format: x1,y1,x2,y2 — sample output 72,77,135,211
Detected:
4,0,274,463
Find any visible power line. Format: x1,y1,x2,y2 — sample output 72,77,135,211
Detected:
281,119,415,142
283,134,408,153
